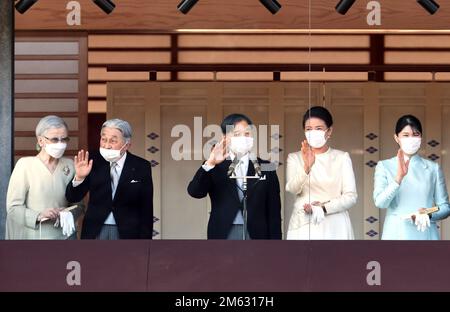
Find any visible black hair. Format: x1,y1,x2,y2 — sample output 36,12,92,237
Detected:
220,113,253,134
395,115,422,135
302,106,333,129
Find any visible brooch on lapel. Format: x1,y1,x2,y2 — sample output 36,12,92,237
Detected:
62,165,71,176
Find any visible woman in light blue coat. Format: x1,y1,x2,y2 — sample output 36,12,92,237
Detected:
373,115,450,240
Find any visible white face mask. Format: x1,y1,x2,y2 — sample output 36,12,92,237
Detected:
400,137,421,155
305,130,328,148
230,136,254,156
100,144,126,163
44,142,67,159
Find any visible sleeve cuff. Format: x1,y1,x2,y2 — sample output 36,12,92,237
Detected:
387,180,400,193
323,201,336,215
72,178,84,187
429,213,435,222
202,163,215,172
25,209,40,229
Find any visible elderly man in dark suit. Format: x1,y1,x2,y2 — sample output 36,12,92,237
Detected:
66,119,153,239
188,113,282,240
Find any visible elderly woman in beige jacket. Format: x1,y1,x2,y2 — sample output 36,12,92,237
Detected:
6,115,83,239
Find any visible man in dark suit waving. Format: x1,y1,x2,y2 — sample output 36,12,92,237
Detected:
187,114,282,240
66,119,153,239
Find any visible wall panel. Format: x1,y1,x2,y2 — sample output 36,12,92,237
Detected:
15,35,88,159
108,82,450,240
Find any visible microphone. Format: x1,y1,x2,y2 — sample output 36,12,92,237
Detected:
227,157,240,177
250,155,262,177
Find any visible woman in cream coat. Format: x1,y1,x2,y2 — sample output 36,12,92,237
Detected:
286,106,357,239
373,115,450,240
6,115,83,239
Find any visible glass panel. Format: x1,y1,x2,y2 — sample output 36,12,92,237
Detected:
15,42,79,55
15,98,78,112
15,136,78,150
15,79,78,93
15,117,79,131
15,60,79,75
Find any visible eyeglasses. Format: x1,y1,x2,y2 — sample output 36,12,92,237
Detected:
43,136,70,144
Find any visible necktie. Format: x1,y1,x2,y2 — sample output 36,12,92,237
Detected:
110,162,119,199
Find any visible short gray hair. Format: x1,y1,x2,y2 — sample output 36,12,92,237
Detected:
35,115,68,137
101,118,132,142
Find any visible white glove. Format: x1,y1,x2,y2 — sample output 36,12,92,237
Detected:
59,211,75,237
414,213,430,232
311,205,325,225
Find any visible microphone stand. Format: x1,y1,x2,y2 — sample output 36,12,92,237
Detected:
229,170,263,240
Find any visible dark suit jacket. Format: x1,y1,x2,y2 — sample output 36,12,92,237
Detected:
66,151,153,239
187,158,282,239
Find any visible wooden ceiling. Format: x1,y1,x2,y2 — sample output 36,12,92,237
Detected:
14,0,450,31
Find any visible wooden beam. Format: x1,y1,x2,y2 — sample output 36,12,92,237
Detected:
107,64,450,72
170,34,178,81
370,34,385,82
